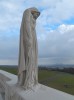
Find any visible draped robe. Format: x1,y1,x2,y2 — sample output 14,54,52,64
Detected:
18,8,40,89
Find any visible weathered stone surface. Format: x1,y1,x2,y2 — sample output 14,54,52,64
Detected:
0,70,74,100
18,7,40,89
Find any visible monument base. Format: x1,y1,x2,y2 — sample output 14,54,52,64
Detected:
0,70,74,100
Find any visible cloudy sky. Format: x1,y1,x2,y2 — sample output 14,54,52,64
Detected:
0,0,74,65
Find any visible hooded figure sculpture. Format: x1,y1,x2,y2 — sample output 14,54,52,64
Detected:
18,7,40,89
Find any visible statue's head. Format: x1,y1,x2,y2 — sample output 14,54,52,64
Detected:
30,7,40,20
23,7,40,20
31,11,40,20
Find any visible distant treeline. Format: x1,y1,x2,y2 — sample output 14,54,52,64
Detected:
0,65,74,74
39,67,74,74
54,67,74,74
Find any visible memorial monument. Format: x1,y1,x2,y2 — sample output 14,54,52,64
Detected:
18,7,40,89
0,7,74,100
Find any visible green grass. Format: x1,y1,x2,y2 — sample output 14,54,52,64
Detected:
0,67,17,75
38,70,58,80
0,67,74,95
39,70,74,95
47,73,74,95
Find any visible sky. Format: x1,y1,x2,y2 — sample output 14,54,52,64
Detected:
0,0,74,65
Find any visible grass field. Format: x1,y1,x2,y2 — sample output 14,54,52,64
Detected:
39,70,74,95
0,67,74,95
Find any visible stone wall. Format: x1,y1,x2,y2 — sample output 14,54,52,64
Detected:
0,70,17,100
0,70,74,100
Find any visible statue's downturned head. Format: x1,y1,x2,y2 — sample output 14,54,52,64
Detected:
24,7,40,19
30,7,40,19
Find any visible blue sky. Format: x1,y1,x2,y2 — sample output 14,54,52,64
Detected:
0,0,74,65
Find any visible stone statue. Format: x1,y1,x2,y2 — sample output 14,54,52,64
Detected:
18,7,40,90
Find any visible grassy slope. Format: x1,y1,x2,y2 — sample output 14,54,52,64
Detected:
0,67,74,95
0,67,17,75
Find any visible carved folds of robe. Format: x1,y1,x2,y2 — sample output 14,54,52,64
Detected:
18,7,40,89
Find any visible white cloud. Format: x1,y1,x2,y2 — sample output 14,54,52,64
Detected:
58,24,74,34
68,38,74,42
0,0,74,65
0,0,25,32
38,24,74,64
0,0,74,33
0,34,19,60
0,59,18,65
36,0,74,40
38,57,74,65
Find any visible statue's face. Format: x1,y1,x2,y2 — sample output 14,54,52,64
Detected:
31,11,40,20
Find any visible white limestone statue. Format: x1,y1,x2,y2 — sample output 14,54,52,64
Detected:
18,7,40,89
